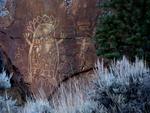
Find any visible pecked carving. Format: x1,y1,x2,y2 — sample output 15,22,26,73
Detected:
24,14,60,94
0,0,98,97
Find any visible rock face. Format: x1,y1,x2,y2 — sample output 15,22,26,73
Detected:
0,0,99,96
0,47,30,103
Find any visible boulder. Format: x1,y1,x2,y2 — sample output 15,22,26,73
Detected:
0,0,99,96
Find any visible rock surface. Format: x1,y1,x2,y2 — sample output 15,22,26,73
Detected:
0,47,30,97
0,47,31,105
0,0,99,96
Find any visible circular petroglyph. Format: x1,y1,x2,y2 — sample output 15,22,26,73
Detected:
0,0,16,28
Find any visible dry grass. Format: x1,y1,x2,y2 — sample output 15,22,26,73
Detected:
0,56,149,113
92,56,150,113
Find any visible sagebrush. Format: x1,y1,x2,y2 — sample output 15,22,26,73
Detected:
0,57,149,113
92,57,150,113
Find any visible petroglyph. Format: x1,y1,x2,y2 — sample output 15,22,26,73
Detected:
24,15,59,84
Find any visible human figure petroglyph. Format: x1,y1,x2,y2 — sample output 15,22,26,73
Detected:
24,15,58,83
0,0,100,97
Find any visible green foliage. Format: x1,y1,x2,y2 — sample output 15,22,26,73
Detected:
95,0,150,62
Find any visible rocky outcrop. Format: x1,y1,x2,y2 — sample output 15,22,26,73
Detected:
0,47,31,101
0,0,99,96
